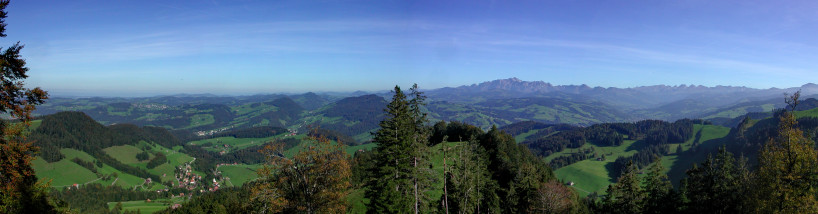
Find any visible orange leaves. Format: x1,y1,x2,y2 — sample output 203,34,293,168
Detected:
253,130,352,213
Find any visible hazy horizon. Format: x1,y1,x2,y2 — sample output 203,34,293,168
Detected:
47,77,818,98
9,0,818,96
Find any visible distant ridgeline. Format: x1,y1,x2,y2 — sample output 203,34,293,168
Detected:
506,119,703,172
704,97,818,128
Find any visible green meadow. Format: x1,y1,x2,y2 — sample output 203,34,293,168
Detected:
551,124,731,197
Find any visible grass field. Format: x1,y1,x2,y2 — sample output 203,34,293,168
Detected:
33,148,159,189
185,114,215,129
61,148,96,162
552,124,731,197
107,199,184,214
32,158,99,187
29,119,42,130
514,129,540,143
346,143,378,156
103,145,149,165
187,135,285,152
796,107,818,118
219,164,262,187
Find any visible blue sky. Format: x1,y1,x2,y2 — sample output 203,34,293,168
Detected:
5,0,818,96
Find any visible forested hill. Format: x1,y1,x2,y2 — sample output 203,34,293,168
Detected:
31,112,184,181
30,111,282,191
289,92,331,110
306,94,388,139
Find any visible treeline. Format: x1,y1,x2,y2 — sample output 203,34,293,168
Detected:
71,158,97,173
499,120,578,138
549,146,597,169
524,124,579,141
523,119,694,159
153,186,254,214
146,152,167,169
612,144,670,175
49,183,165,213
179,138,296,174
168,126,290,147
430,120,486,145
210,126,288,139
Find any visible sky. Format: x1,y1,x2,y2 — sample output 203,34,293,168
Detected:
5,0,818,96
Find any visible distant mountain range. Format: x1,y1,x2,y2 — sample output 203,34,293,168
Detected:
29,78,818,139
428,77,818,110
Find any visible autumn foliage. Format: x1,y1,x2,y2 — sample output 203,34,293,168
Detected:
252,130,352,214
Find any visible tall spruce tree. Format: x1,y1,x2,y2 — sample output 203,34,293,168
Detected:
642,157,673,214
366,85,435,214
604,161,644,214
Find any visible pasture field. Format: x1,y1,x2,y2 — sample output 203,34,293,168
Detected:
61,148,96,162
186,134,290,152
346,143,377,156
796,107,818,118
107,199,183,214
218,164,262,187
552,124,731,197
32,158,99,187
513,129,540,143
184,114,215,129
103,145,149,165
29,119,42,130
95,164,156,189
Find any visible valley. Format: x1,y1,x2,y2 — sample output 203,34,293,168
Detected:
18,79,818,213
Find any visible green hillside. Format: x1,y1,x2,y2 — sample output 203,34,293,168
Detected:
548,124,731,197
32,148,162,189
218,164,262,187
103,145,149,165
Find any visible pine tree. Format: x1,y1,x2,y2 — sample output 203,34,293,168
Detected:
366,85,435,214
642,157,673,214
604,161,644,214
752,91,818,213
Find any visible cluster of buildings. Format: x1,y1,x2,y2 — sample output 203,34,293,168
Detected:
132,103,169,110
195,126,234,136
175,164,202,191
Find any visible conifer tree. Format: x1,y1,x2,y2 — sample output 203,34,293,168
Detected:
642,157,673,214
604,161,644,214
366,85,435,214
752,91,818,213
